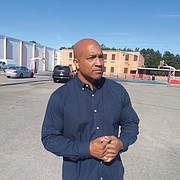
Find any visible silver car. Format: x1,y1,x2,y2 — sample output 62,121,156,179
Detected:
4,66,34,78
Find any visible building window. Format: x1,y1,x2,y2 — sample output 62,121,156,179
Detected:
134,55,138,61
124,68,128,74
110,67,114,73
112,54,115,60
69,52,72,58
104,66,106,72
103,54,107,60
125,55,129,61
130,70,136,74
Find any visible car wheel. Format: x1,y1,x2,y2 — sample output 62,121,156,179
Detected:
53,78,57,83
19,73,23,78
30,73,34,78
7,76,10,78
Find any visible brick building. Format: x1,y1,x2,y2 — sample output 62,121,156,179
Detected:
60,49,144,79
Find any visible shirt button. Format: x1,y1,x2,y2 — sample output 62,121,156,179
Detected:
100,177,103,180
86,84,88,87
92,94,94,97
100,161,102,164
82,88,85,91
94,110,97,113
96,127,99,130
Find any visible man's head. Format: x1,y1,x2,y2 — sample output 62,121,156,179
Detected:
73,38,104,85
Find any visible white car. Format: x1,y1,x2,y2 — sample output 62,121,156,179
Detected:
4,66,34,78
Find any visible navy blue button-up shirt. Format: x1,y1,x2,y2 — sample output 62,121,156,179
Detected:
42,75,139,180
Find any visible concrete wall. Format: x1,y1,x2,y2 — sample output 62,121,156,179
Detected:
7,37,21,65
0,35,5,59
22,41,34,67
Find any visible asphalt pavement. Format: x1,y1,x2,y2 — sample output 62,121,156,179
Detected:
0,73,180,180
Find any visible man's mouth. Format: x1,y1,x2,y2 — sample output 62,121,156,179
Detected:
93,69,103,73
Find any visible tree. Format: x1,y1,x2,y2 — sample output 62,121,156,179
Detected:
140,49,180,69
29,40,38,44
174,55,180,69
59,47,66,50
100,44,106,49
126,48,133,52
100,44,111,50
162,51,175,66
140,49,162,68
135,47,140,51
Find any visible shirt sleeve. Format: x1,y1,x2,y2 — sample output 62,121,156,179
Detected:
119,89,139,152
41,92,90,162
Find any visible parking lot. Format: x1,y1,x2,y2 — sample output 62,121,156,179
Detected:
0,74,180,180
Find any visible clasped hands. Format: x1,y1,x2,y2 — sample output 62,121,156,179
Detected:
90,136,123,163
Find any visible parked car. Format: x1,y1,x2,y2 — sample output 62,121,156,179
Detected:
4,66,34,78
52,65,73,83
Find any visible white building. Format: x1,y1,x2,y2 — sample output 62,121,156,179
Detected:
0,35,60,72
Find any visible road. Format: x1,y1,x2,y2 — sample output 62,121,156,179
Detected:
0,74,180,180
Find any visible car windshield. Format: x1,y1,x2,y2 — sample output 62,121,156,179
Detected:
16,67,22,70
55,66,70,72
8,66,23,70
9,67,17,69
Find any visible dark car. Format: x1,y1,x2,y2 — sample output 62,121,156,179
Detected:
52,65,73,83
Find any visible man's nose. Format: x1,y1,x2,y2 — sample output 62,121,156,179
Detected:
95,57,103,66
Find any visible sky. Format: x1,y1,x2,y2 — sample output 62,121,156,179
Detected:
0,0,180,55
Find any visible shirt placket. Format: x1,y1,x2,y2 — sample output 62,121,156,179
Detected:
83,85,105,179
91,89,102,137
91,88,105,180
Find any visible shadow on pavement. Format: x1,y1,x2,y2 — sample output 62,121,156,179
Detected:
0,79,51,87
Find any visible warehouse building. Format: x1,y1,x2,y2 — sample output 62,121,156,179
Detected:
0,35,60,73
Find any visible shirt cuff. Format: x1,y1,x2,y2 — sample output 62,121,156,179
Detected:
78,142,90,158
119,136,129,152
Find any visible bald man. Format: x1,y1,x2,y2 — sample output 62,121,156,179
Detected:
42,38,139,180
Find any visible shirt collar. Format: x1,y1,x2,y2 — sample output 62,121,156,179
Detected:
74,74,105,90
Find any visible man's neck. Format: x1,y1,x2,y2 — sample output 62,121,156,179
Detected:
77,73,95,90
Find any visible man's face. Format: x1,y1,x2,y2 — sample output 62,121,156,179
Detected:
74,42,104,83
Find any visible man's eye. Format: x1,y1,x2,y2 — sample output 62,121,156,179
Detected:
99,55,104,59
87,55,96,60
87,56,96,60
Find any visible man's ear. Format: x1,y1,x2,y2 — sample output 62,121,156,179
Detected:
73,58,79,70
